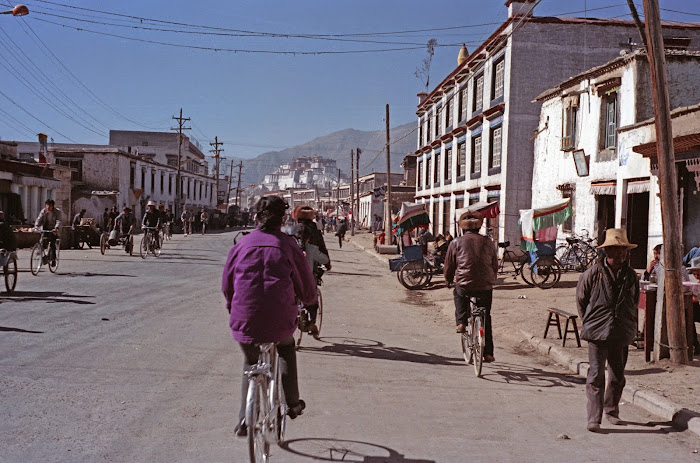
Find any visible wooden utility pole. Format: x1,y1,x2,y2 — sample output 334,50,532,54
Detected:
235,161,243,208
171,108,190,217
336,168,341,216
209,136,223,208
226,161,234,215
385,104,392,236
643,0,687,364
356,148,361,230
350,149,355,236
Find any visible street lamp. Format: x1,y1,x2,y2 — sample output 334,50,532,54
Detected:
0,4,29,16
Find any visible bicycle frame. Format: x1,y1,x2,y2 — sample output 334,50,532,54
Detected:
245,343,285,447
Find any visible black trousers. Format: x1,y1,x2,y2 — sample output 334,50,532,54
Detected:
453,287,494,356
586,340,628,424
237,337,299,422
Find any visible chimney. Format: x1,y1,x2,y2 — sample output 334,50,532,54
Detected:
417,92,428,104
506,0,536,18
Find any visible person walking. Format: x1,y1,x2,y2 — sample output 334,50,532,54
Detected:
335,218,348,248
576,228,639,433
222,195,316,436
71,208,87,249
180,209,191,236
444,210,498,363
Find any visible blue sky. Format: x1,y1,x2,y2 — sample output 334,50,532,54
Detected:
0,0,698,158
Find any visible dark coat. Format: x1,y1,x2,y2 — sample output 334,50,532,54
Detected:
443,231,498,291
576,260,639,344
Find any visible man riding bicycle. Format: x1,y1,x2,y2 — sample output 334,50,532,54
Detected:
114,206,136,253
200,209,209,234
34,199,61,264
142,201,162,248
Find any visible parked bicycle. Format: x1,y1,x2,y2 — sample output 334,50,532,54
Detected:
140,226,161,258
30,230,60,275
244,342,287,463
496,241,534,286
0,248,18,293
460,296,487,377
294,276,324,348
556,230,597,273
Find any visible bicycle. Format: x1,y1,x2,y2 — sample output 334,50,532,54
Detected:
161,222,171,242
100,230,134,256
529,256,562,289
294,276,323,348
30,230,60,275
496,241,534,286
556,233,597,273
460,296,487,377
244,342,287,463
140,226,161,259
0,249,18,293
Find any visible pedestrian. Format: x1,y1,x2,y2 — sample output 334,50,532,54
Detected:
107,206,118,232
444,210,498,363
222,195,315,436
576,228,639,433
102,208,109,232
71,208,87,249
335,217,348,248
180,209,191,236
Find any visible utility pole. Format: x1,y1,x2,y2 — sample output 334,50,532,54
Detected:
356,148,361,230
226,161,234,216
643,0,688,364
350,149,355,236
171,108,190,217
235,161,243,208
385,104,392,237
209,136,224,209
336,168,341,217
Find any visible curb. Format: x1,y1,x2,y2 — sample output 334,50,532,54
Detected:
520,329,700,437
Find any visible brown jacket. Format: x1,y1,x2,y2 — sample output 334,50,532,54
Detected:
444,232,498,291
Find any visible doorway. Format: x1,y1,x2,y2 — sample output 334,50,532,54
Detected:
595,195,616,244
626,192,650,269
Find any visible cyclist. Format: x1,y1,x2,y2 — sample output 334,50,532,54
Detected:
297,222,329,338
181,209,191,236
34,199,61,264
71,208,87,249
444,210,498,363
164,208,174,238
200,209,209,234
142,200,162,249
222,195,316,437
114,206,136,253
293,206,331,270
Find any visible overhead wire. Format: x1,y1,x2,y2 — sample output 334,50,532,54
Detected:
0,89,77,142
0,107,36,138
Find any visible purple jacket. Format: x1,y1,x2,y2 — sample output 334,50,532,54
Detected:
222,228,317,344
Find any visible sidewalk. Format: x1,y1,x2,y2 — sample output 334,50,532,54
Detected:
347,230,700,437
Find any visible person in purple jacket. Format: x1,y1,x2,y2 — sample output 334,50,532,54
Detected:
222,195,317,438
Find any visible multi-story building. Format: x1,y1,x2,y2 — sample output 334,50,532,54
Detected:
533,50,700,267
263,155,345,191
413,0,700,244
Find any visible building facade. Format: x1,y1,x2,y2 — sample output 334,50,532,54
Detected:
413,0,700,244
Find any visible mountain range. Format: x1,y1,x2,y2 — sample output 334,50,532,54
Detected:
230,121,417,187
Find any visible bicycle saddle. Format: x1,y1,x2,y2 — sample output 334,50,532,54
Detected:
565,237,580,244
498,241,510,248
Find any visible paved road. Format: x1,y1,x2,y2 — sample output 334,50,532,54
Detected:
1,231,698,462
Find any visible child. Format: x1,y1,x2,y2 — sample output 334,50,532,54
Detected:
298,222,329,337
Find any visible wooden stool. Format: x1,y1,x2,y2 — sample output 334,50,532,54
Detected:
544,308,581,347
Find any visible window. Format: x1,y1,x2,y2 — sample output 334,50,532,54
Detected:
167,157,178,167
604,94,618,149
151,170,155,193
433,152,441,185
130,163,135,188
199,182,203,199
457,142,466,178
561,187,574,233
562,104,578,151
432,202,439,235
442,200,451,235
419,122,423,147
435,107,441,138
141,170,146,189
489,126,502,170
455,198,464,210
492,58,505,101
471,135,482,176
187,179,191,197
56,158,83,182
473,74,484,113
169,176,172,195
460,87,468,121
161,173,164,193
445,98,453,129
418,160,423,189
445,147,452,181
142,141,149,146
427,118,431,142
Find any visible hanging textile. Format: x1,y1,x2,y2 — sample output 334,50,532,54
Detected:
590,180,616,195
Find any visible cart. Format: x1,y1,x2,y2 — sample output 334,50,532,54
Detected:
388,202,438,290
518,199,572,289
100,229,134,256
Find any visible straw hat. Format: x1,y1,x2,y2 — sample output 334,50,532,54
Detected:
458,210,483,231
597,228,637,249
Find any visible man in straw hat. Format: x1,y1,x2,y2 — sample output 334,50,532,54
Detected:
444,210,498,363
686,256,700,355
576,228,639,432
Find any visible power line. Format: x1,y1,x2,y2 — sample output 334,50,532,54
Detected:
0,89,77,142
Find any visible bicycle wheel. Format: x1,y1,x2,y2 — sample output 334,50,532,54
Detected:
4,254,17,293
472,316,484,377
152,235,161,257
294,308,306,348
530,258,561,289
100,233,107,255
30,243,43,276
48,243,60,273
275,359,287,444
555,244,572,272
315,287,323,338
246,379,270,463
461,329,473,365
129,235,134,256
140,235,148,259
517,259,535,286
398,261,429,290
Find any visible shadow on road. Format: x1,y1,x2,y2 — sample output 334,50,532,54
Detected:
0,326,43,333
480,361,582,389
0,291,95,305
281,437,435,462
60,272,137,278
300,336,463,366
328,271,384,278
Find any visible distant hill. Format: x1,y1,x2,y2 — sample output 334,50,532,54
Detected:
232,122,416,186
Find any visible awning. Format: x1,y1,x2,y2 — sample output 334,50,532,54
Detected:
627,179,650,194
91,190,119,196
518,199,572,252
590,180,616,195
633,133,700,158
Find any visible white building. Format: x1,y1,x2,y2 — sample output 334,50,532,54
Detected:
263,155,345,191
532,50,700,267
413,0,700,245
